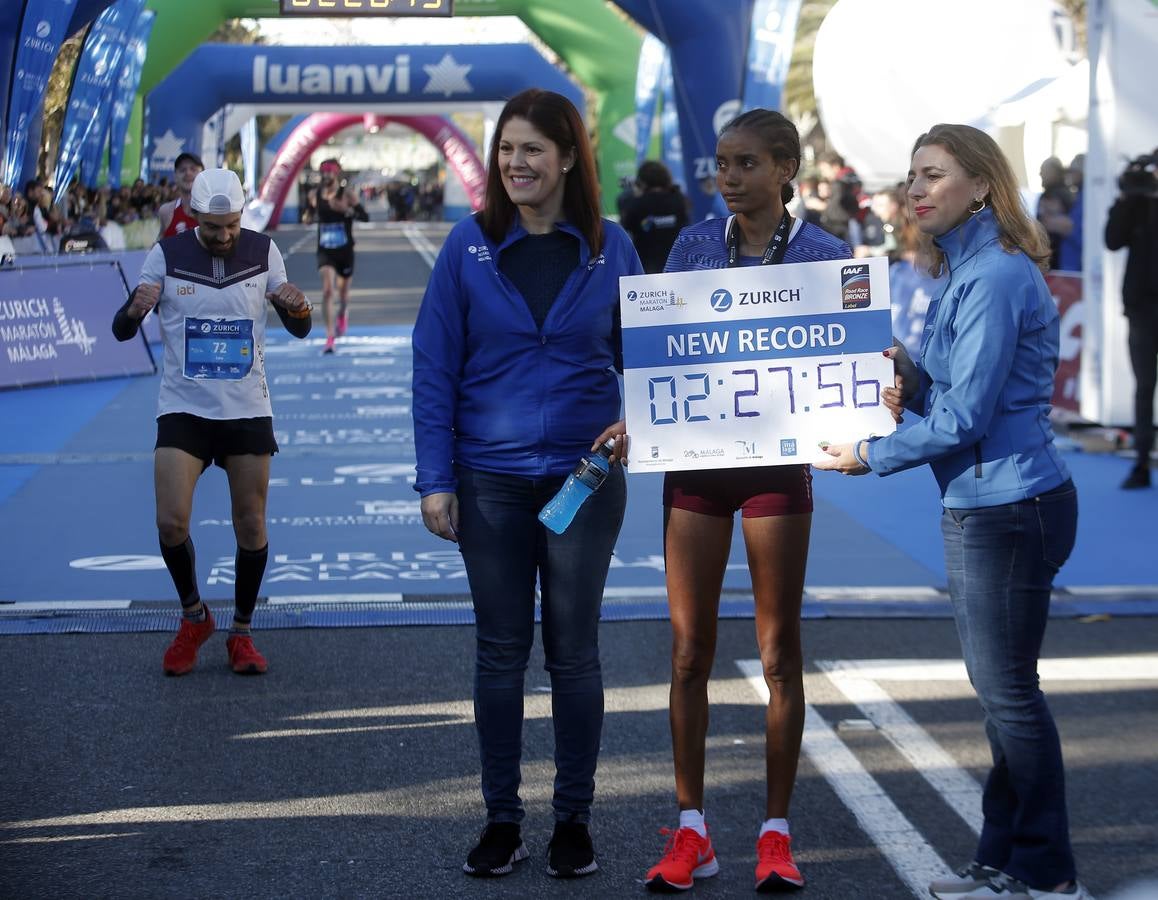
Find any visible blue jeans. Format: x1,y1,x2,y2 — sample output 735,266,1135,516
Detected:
941,479,1079,888
456,464,626,825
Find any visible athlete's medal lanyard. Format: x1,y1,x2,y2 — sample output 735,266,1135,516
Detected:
726,209,793,268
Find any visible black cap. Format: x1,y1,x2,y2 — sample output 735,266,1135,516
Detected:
174,152,204,171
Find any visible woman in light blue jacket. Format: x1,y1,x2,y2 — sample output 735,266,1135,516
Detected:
816,124,1084,900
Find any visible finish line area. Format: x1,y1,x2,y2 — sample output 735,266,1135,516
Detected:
1,325,1155,634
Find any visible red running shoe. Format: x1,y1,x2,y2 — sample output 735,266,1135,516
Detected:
755,830,804,892
162,607,215,676
336,314,348,337
645,826,719,892
226,633,268,675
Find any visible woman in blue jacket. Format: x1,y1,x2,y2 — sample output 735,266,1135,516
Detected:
816,124,1083,900
411,88,642,881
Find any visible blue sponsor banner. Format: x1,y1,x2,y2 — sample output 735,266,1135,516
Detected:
54,0,143,196
660,55,685,193
622,310,892,368
104,8,152,189
3,0,80,189
741,0,803,113
611,0,748,221
634,34,667,166
0,1,28,178
0,261,155,389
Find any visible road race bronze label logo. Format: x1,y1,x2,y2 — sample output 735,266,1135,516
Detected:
841,264,871,309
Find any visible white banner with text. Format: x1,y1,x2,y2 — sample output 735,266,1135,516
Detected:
620,256,896,472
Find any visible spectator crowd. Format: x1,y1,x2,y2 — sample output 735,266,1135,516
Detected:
0,176,190,261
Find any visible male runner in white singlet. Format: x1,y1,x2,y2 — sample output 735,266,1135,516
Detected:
113,168,312,676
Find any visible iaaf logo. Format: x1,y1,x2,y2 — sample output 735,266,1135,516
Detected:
841,263,871,309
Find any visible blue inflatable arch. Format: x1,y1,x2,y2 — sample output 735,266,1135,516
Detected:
145,42,584,178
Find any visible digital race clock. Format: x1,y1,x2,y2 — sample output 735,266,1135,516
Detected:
279,0,453,17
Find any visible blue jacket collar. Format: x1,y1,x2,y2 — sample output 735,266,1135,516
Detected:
934,206,1000,270
498,215,590,265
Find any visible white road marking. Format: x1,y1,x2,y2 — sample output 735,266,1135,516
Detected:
266,593,404,605
815,655,1158,843
402,222,439,269
821,656,1158,682
0,601,132,611
818,661,985,834
741,657,1145,898
285,231,314,258
737,659,951,898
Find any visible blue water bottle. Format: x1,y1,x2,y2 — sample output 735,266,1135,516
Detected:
538,439,616,535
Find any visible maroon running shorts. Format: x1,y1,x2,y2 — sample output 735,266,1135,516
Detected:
663,465,813,518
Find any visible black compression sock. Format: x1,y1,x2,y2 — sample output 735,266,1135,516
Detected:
234,544,268,623
160,536,202,616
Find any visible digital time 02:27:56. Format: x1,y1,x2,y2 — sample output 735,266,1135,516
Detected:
645,359,882,426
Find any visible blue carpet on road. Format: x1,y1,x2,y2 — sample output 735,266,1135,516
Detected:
1,326,1153,633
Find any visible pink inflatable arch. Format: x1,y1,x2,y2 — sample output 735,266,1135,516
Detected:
246,112,486,231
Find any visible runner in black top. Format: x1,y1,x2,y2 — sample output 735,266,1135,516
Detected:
308,158,367,353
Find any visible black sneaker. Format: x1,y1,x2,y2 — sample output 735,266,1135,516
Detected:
546,820,598,878
463,822,529,877
1121,465,1151,489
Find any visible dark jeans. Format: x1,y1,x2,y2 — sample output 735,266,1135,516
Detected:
941,479,1079,889
1127,307,1158,463
456,463,626,825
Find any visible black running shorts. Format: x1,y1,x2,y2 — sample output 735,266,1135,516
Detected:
316,246,354,278
156,413,278,470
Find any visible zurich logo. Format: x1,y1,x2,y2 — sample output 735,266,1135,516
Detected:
201,322,213,333
626,290,637,302
710,289,733,312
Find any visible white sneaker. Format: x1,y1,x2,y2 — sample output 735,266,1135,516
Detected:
953,873,1090,900
931,861,1004,897
1027,884,1090,900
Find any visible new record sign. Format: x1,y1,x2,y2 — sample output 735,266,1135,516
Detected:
280,0,452,16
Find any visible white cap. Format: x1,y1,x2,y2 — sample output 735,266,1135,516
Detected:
190,167,245,215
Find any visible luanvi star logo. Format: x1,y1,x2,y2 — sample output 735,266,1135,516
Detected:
150,129,186,169
422,54,473,98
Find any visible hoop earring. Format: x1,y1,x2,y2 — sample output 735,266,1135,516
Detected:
968,197,987,214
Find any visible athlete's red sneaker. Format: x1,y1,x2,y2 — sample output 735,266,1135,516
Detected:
162,608,215,676
755,830,804,892
226,633,268,675
645,826,719,892
336,314,348,337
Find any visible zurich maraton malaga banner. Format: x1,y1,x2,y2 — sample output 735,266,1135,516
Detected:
2,0,79,189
